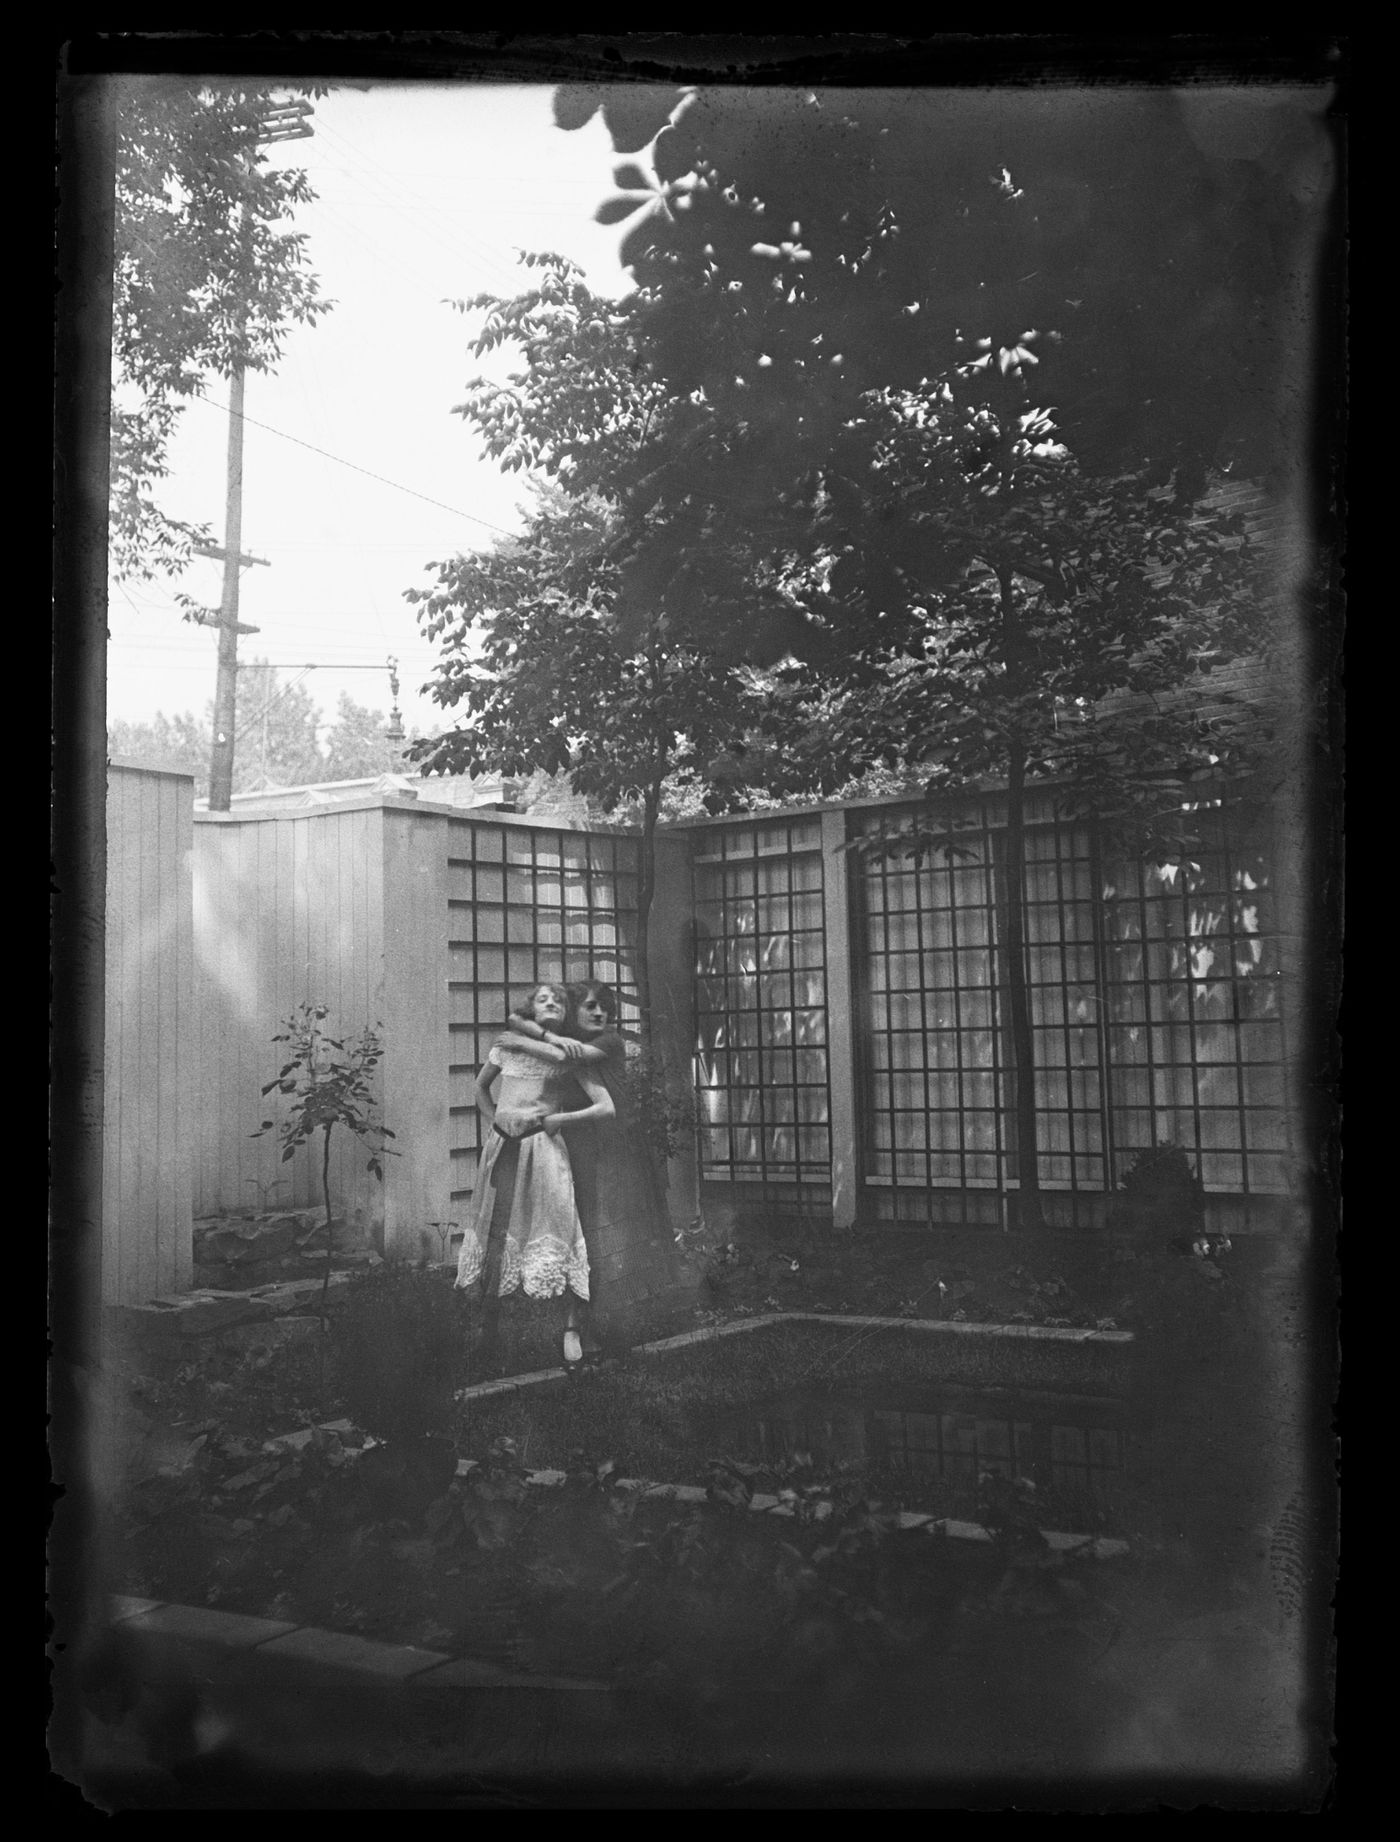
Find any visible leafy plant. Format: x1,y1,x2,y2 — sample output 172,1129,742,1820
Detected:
252,1004,397,1325
622,1048,699,1170
1119,1141,1206,1226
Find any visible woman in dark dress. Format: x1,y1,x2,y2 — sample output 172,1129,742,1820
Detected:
507,980,696,1359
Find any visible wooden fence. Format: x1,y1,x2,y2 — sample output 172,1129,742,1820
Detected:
102,770,1303,1304
103,763,194,1303
188,793,677,1265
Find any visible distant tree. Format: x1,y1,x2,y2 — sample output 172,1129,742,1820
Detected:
111,78,332,583
232,660,325,791
107,659,327,797
320,693,408,782
107,710,212,795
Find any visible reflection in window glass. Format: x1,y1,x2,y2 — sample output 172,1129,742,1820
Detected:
694,822,831,1214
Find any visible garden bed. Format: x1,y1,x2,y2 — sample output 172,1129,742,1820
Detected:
102,1220,1303,1711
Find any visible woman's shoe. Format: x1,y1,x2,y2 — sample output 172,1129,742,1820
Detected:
562,1328,584,1369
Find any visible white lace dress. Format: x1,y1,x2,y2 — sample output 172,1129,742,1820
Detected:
454,1043,590,1301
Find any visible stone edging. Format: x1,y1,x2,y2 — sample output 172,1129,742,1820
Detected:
456,1307,1133,1402
112,1307,1132,1687
113,1462,1127,1692
108,1594,609,1693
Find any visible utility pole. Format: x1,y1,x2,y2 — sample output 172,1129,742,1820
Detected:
205,98,314,811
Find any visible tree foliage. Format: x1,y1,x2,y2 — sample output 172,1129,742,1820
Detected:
321,693,408,783
560,81,1333,501
111,78,332,581
543,83,1317,1221
408,256,794,1021
107,657,325,798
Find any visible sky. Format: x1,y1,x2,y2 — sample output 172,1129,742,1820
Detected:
107,81,635,746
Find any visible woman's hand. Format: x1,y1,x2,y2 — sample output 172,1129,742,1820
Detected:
542,1112,566,1138
546,1032,588,1060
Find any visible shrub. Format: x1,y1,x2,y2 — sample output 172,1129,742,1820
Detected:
1118,1141,1206,1225
622,1049,699,1170
329,1261,470,1443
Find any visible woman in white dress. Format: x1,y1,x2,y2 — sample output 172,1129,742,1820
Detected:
454,983,613,1368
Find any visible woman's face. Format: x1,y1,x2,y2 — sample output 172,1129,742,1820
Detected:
574,990,610,1037
531,986,567,1027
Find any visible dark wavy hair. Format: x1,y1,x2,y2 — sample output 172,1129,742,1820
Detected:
568,979,618,1025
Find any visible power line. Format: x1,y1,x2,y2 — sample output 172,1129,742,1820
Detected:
192,388,519,540
309,120,529,298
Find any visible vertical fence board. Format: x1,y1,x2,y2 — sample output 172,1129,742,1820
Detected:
103,766,193,1303
821,808,859,1231
381,806,453,1260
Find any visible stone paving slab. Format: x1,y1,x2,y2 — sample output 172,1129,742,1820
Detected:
110,1594,164,1622
264,1416,359,1455
781,1311,1134,1345
456,1364,568,1401
110,1294,277,1339
121,1602,299,1648
409,1657,609,1692
254,1626,452,1681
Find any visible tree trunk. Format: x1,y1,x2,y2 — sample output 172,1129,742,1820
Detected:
999,569,1044,1230
636,783,660,1036
320,1122,335,1318
1003,743,1044,1229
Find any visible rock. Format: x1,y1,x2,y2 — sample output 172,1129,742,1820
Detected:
215,1314,322,1355
246,1273,356,1314
193,1258,290,1290
107,1294,275,1343
195,1216,302,1264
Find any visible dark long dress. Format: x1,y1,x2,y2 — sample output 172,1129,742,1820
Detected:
565,1036,699,1349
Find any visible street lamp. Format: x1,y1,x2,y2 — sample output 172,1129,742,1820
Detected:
385,657,405,744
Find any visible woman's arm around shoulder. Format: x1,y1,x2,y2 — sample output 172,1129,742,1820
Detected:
496,1029,567,1062
503,1018,602,1063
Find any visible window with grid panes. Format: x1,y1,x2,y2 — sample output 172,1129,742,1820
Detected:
692,818,832,1207
856,803,1010,1219
1020,813,1110,1193
447,821,642,1205
855,794,1283,1214
1049,1421,1124,1508
1101,803,1289,1194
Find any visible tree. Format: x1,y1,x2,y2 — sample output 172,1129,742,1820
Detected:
733,389,1268,1224
559,80,1334,508
408,255,787,1026
321,693,408,782
107,710,211,791
226,659,325,791
107,659,325,798
253,1004,396,1331
410,480,773,1029
550,86,1309,1223
111,78,332,583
